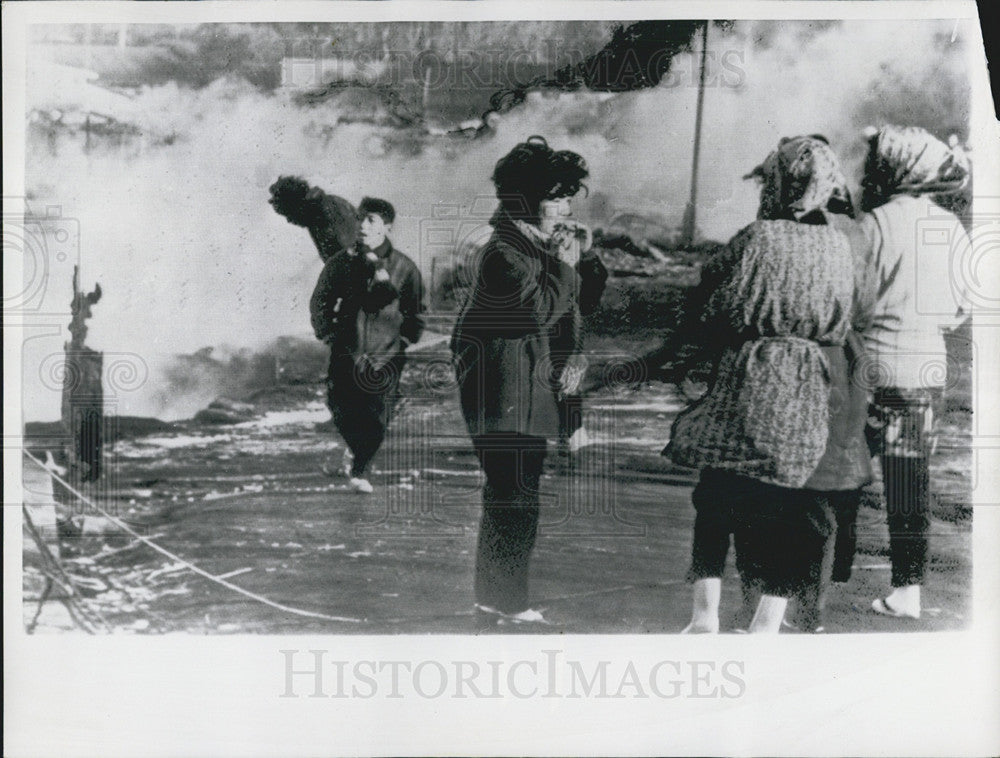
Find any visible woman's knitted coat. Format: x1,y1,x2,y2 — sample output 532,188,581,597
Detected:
664,219,868,489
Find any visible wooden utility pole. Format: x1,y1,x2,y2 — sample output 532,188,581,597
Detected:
422,65,433,117
680,21,709,247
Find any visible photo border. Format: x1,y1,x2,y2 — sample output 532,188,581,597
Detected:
4,2,999,756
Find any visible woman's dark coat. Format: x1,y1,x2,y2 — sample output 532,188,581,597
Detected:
451,213,580,439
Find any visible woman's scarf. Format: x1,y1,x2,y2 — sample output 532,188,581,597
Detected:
863,124,970,198
746,135,854,221
491,206,591,265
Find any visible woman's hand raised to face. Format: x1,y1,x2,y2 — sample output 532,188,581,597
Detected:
551,221,591,268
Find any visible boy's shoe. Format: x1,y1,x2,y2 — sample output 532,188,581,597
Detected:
349,476,374,494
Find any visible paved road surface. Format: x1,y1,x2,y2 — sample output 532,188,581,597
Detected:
25,380,971,634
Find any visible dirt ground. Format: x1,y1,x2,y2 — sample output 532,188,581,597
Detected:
24,365,972,635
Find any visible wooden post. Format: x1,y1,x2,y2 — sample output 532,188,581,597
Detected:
680,22,709,247
62,266,104,485
422,65,433,117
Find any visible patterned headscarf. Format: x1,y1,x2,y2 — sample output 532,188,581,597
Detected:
745,135,854,221
860,125,970,207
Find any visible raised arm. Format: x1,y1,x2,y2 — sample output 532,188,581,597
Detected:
269,177,359,263
308,192,361,263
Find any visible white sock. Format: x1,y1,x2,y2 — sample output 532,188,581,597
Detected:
684,577,721,633
749,595,788,634
887,585,921,616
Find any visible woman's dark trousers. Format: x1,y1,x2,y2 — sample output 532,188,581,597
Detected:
472,433,548,614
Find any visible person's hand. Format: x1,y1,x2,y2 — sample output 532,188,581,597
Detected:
558,354,588,395
552,229,581,268
551,221,591,268
374,267,391,283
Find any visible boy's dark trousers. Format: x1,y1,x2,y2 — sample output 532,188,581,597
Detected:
327,351,406,477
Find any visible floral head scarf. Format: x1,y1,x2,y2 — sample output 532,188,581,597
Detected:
745,135,855,221
860,125,970,210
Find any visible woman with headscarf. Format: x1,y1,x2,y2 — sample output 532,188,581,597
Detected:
664,135,875,633
857,125,972,620
451,136,596,629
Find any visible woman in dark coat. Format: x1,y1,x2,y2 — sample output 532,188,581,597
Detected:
451,136,593,628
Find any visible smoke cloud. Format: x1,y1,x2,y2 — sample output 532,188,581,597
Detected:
22,19,975,420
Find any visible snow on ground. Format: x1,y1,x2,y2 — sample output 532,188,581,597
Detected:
235,402,330,430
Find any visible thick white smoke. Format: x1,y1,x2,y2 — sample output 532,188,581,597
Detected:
22,19,975,420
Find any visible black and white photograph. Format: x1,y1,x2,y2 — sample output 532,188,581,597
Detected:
4,1,999,755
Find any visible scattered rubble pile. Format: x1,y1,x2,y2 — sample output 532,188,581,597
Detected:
591,230,717,281
432,216,720,313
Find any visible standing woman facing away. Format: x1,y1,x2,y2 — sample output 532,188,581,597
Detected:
857,125,971,620
665,135,874,634
451,136,594,629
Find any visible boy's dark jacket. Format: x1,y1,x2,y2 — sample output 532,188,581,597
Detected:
310,240,425,369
